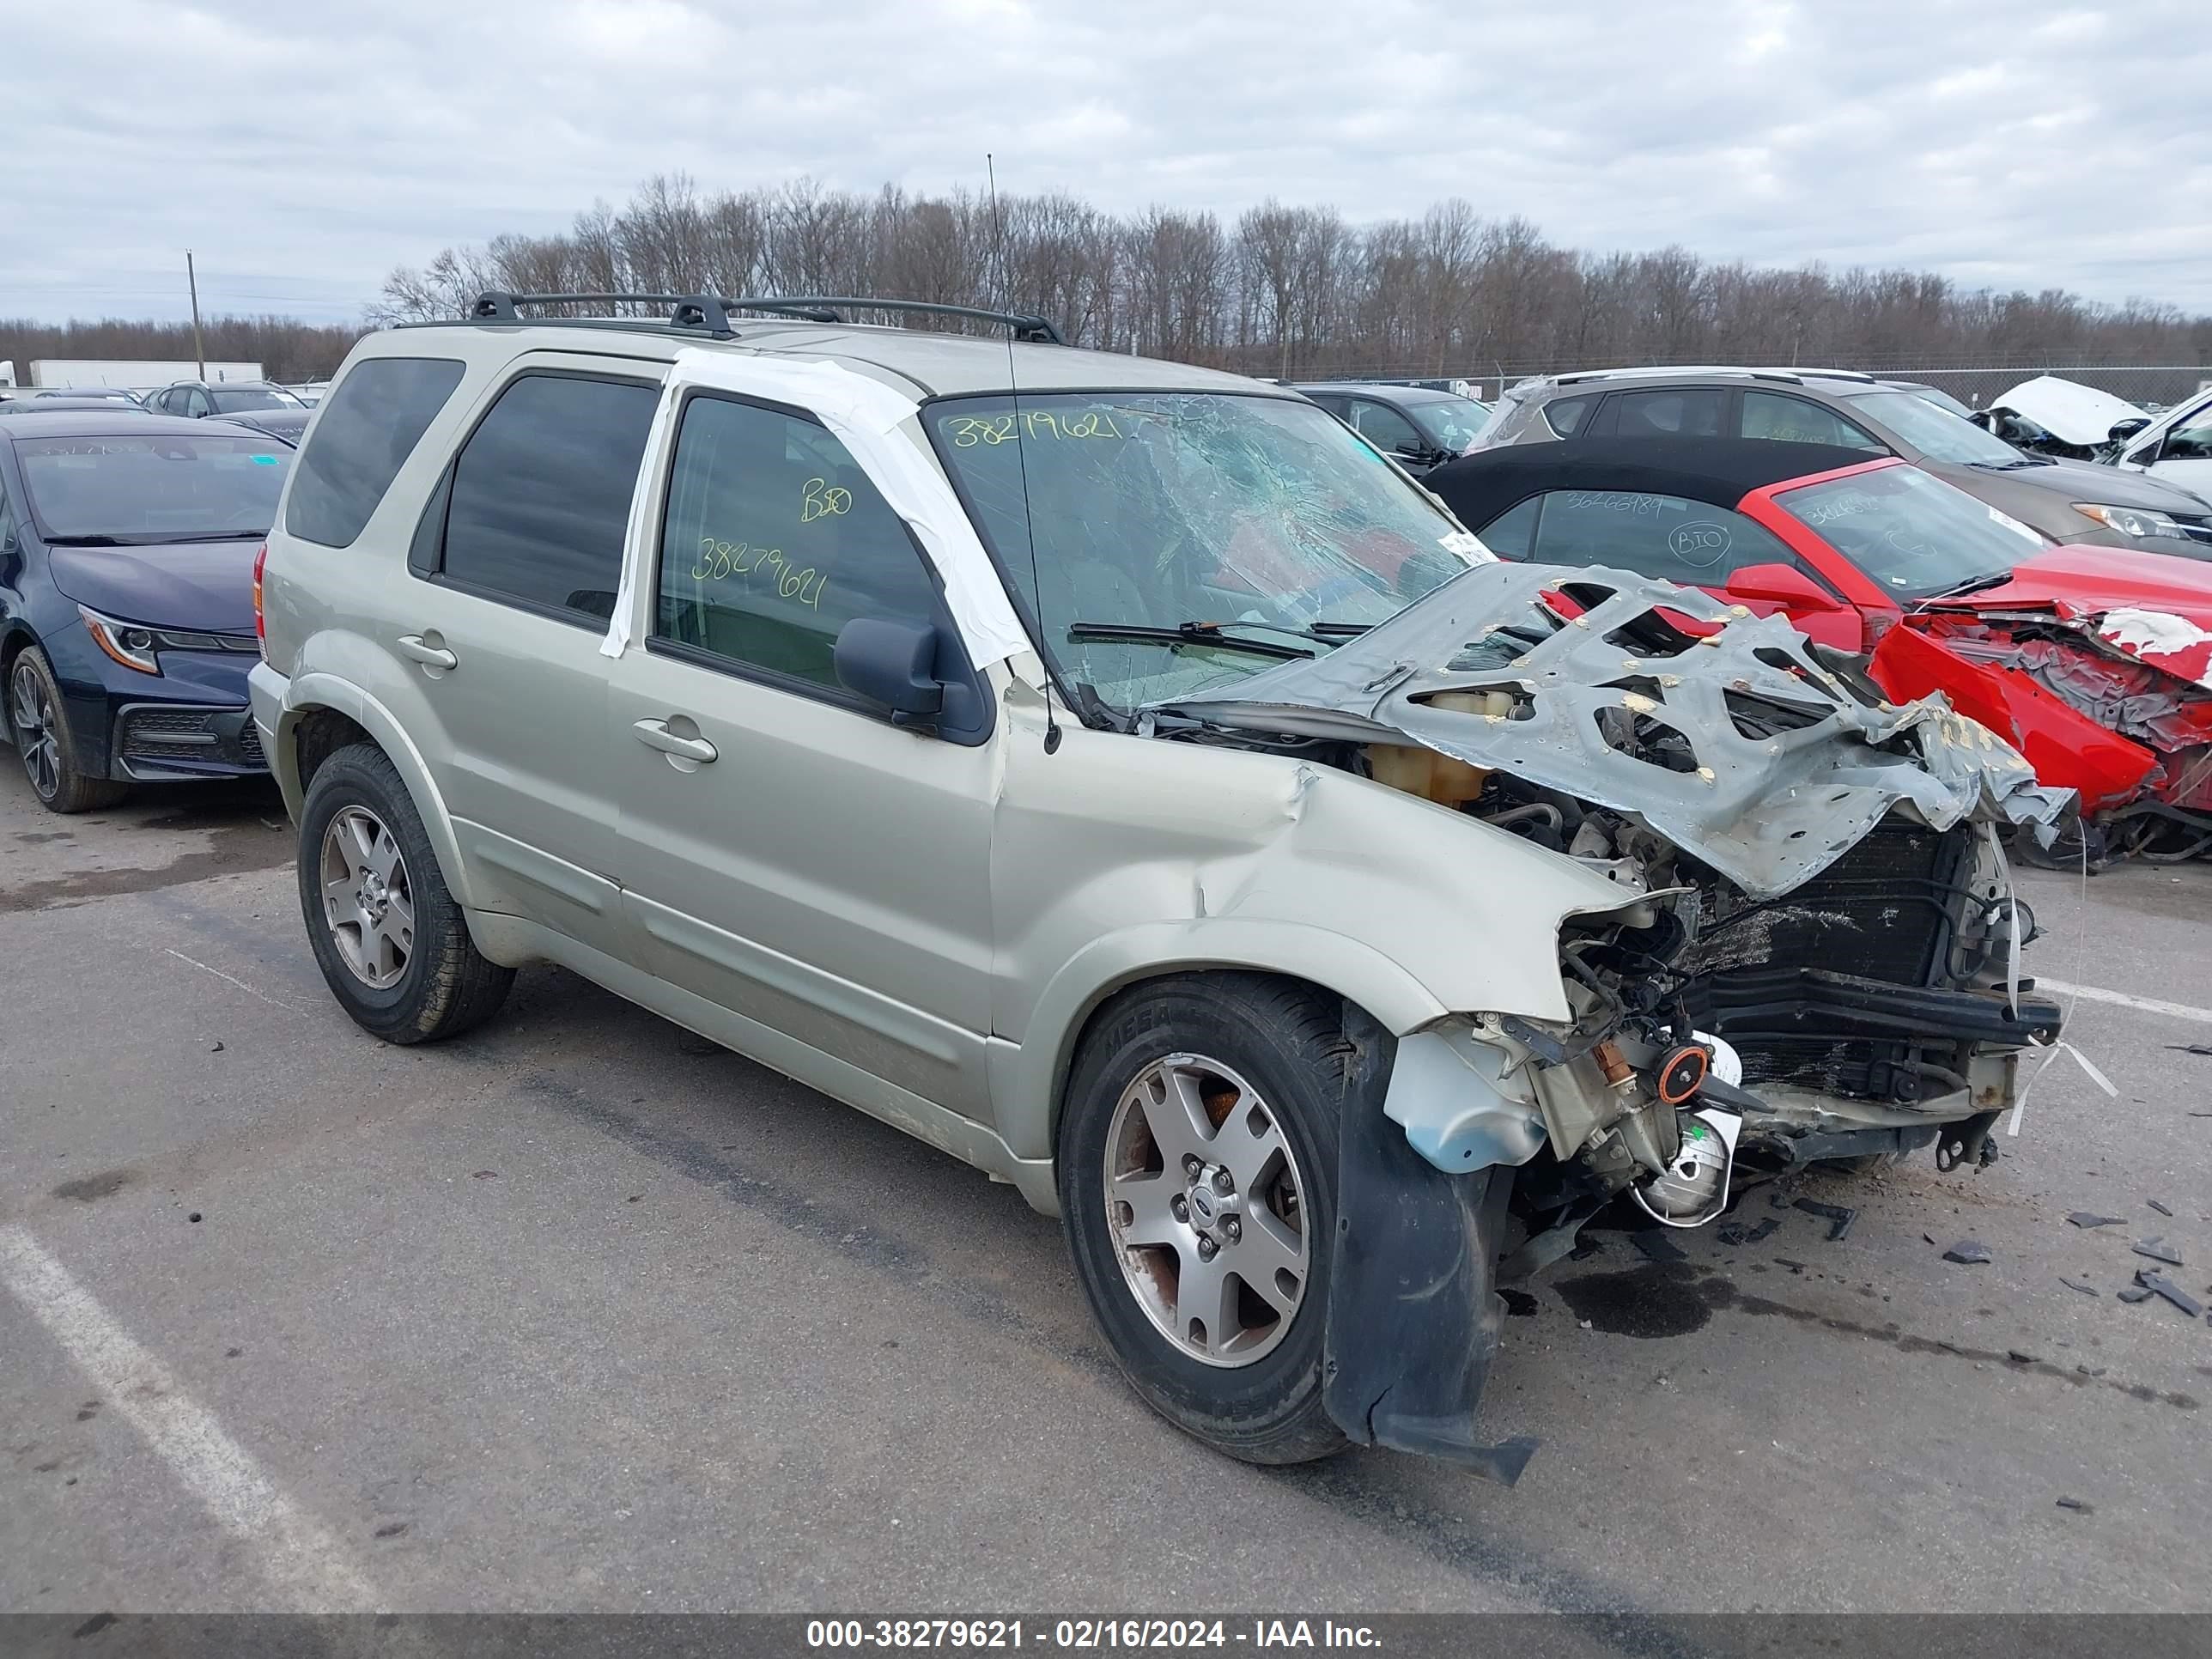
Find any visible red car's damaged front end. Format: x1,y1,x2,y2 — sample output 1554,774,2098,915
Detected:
1861,540,2212,860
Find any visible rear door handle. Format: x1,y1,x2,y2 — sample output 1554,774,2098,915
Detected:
397,635,458,670
632,718,717,764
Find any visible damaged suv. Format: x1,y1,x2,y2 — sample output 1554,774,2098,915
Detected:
252,295,2066,1482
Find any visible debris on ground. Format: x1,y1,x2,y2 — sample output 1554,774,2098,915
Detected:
2118,1285,2155,1304
1717,1214,1782,1247
2132,1237,2185,1267
1632,1231,1688,1264
207,1040,224,1053
2168,1043,2212,1057
1793,1197,1857,1242
471,1170,498,1180
2068,1212,2127,1229
2136,1271,2206,1319
2056,1496,2094,1513
2060,1277,2100,1297
2006,1349,2039,1364
1942,1240,1992,1265
2148,1199,2174,1218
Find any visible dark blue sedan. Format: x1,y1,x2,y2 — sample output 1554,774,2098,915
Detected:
1,410,286,811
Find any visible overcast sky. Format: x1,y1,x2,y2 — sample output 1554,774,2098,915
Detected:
4,0,2207,325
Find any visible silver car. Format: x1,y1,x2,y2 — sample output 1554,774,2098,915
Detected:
1475,365,2212,556
251,296,2063,1481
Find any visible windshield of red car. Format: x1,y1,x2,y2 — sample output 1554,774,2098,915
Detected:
16,432,290,544
1776,465,2046,599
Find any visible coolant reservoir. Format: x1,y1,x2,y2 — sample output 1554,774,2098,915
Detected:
1365,690,1498,806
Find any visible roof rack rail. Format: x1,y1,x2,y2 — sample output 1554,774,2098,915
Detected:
465,291,1066,345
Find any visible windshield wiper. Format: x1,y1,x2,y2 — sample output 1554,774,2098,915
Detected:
1919,571,2014,602
1064,620,1319,661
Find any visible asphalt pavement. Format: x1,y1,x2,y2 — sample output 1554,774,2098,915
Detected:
3,760,2210,1615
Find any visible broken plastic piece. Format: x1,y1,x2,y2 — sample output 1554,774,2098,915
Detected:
1746,1216,1780,1243
1943,1240,1992,1265
2067,1212,2126,1229
1793,1196,1857,1242
2136,1270,2205,1318
2132,1237,2184,1267
2166,1043,2212,1057
2117,1286,2155,1304
2148,1199,2174,1218
2059,1277,2100,1297
2056,1496,2094,1513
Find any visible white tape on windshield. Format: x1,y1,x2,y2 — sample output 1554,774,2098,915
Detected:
600,349,1030,669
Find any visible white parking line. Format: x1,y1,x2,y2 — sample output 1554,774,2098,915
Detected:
0,1225,379,1612
2038,979,2212,1028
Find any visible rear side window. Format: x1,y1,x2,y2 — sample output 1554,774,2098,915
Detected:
1472,495,1539,558
1611,388,1725,438
287,356,465,547
654,392,945,690
1543,393,1599,438
434,373,658,623
1523,489,1799,586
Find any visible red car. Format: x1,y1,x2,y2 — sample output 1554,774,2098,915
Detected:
1427,438,2212,858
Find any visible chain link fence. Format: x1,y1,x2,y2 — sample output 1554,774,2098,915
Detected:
1304,362,2212,412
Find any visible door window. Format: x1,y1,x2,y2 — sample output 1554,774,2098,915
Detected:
1522,489,1802,586
1609,388,1724,438
184,388,213,418
1740,391,1881,450
1472,495,1539,559
654,392,946,692
1543,392,1599,437
1349,399,1425,455
437,372,658,623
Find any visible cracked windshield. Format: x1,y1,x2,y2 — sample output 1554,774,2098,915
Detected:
926,392,1481,708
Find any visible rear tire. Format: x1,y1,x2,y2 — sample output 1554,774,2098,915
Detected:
9,647,126,814
297,742,513,1043
1059,974,1351,1466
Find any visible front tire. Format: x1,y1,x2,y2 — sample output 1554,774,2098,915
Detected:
1059,975,1350,1466
9,647,126,813
296,742,513,1043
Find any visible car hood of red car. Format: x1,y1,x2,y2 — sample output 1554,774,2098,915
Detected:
1932,545,2212,687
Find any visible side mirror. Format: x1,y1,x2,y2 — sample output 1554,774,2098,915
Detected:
1723,562,1844,614
834,617,945,724
2107,417,2149,444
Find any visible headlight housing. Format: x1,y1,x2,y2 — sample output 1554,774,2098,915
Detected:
2075,502,2190,540
79,605,162,674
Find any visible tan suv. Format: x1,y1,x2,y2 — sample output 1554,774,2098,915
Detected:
251,294,2065,1482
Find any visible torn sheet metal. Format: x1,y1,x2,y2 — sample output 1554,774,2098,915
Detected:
1156,562,2069,898
1988,376,2148,449
602,347,1031,668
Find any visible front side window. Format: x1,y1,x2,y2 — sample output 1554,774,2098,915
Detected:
1777,465,2047,599
1611,388,1725,438
16,431,289,544
1740,392,1882,451
1349,400,1425,455
439,373,659,623
926,392,1474,710
210,387,299,413
184,388,212,418
1518,489,1799,587
655,394,945,690
287,356,466,548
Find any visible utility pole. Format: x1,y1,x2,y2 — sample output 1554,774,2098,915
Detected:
185,250,206,380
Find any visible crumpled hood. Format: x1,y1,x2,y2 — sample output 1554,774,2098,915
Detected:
46,539,260,633
1990,376,2148,447
1954,545,2212,631
1157,562,2069,899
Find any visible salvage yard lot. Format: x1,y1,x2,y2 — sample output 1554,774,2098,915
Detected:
3,765,2210,1614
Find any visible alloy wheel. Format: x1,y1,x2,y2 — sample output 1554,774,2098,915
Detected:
318,805,416,989
9,661,61,800
1102,1052,1311,1367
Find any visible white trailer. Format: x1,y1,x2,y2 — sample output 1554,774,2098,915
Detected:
30,358,264,391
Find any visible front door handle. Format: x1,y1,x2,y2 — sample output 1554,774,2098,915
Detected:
397,635,458,671
632,718,718,765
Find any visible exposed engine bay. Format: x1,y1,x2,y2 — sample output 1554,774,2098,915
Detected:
1150,562,2069,1238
